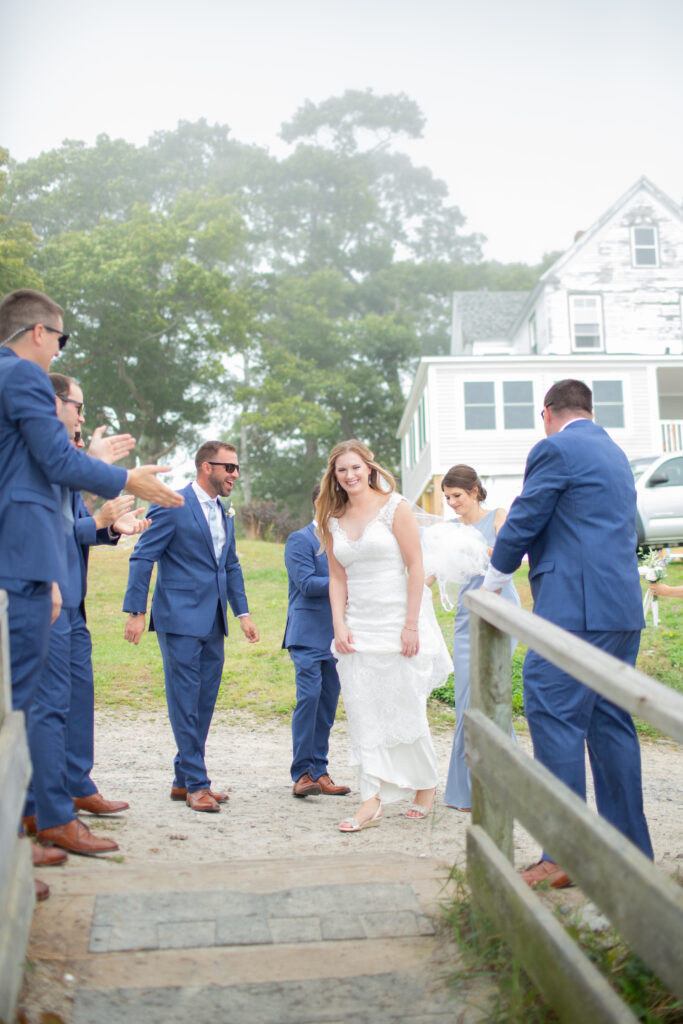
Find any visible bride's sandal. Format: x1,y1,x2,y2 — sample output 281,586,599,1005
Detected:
339,801,382,833
406,788,436,820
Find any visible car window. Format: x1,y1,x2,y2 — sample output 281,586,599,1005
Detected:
657,457,683,486
631,457,656,480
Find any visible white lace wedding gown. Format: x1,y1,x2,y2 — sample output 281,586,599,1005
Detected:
331,492,452,803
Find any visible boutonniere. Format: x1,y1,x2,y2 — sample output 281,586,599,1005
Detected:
226,506,236,518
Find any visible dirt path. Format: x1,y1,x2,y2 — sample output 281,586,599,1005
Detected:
76,711,681,874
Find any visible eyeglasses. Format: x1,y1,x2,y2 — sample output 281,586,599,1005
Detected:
208,461,240,473
540,402,554,421
58,395,84,416
1,323,69,350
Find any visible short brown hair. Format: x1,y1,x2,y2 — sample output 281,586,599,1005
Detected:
0,289,64,345
195,440,237,471
543,379,592,415
49,372,73,400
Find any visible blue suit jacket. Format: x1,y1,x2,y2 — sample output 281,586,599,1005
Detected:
70,492,119,617
491,419,645,632
122,482,248,637
0,348,126,588
282,522,334,651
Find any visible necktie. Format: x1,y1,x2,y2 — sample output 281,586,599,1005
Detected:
61,486,75,534
207,501,224,561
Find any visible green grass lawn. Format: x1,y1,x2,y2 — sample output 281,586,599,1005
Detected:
87,540,682,735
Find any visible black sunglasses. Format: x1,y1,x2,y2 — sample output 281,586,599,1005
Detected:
58,395,85,416
2,323,69,350
208,461,240,473
540,401,554,421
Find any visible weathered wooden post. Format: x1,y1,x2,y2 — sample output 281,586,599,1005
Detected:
0,589,35,1023
467,603,514,862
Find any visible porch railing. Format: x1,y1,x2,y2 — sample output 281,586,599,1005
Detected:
660,420,683,452
0,590,34,1023
463,588,683,1024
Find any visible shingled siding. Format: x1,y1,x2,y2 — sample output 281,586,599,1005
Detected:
517,184,683,358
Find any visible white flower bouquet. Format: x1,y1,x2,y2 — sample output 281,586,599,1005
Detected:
638,550,668,626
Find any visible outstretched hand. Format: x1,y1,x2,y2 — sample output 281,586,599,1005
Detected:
88,426,136,464
113,508,152,535
95,494,135,529
125,466,184,508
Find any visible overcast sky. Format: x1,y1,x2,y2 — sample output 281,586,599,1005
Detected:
1,0,681,264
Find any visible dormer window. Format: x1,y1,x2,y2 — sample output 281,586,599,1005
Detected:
568,294,604,352
631,225,658,267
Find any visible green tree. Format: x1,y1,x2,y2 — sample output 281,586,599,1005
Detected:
38,193,249,461
0,148,42,293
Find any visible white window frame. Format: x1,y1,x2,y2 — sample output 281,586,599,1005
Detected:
464,381,496,430
568,293,604,352
592,379,625,430
528,313,538,354
416,393,428,453
631,225,659,268
503,380,535,429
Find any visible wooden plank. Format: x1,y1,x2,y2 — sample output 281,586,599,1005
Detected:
0,831,34,1024
466,825,639,1024
0,712,32,903
463,589,683,742
0,590,10,726
466,710,683,1000
469,614,513,861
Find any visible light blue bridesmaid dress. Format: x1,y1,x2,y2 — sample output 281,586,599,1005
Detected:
443,510,520,808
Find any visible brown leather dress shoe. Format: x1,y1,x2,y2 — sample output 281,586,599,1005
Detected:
22,814,37,836
292,773,322,798
31,843,68,867
73,793,130,815
315,773,351,796
171,786,229,803
520,859,572,889
35,879,50,902
37,818,119,856
186,788,220,812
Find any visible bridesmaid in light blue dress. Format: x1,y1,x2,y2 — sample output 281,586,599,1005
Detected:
440,465,520,810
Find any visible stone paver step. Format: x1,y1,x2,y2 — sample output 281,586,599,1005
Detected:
26,853,491,1023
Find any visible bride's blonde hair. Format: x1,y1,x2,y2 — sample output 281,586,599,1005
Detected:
316,439,395,553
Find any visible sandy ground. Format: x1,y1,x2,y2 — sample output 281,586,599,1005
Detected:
68,710,682,876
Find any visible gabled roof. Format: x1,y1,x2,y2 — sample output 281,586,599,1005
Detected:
507,176,683,336
452,290,529,351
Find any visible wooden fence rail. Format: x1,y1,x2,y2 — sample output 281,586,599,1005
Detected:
0,590,34,1024
463,588,683,1024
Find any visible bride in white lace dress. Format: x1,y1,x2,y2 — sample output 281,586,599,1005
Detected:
316,440,452,832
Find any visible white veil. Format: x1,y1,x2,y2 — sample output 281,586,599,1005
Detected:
411,504,490,612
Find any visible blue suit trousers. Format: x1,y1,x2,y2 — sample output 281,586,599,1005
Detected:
156,606,225,792
1,579,52,720
289,647,340,782
65,610,98,798
524,629,653,860
25,606,83,828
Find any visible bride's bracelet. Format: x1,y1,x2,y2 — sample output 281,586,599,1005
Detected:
402,626,418,632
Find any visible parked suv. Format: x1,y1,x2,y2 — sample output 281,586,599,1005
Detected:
631,453,683,547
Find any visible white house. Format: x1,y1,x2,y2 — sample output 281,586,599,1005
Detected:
398,177,683,514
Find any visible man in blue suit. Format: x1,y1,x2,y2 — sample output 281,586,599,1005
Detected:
283,486,349,798
0,287,182,896
123,441,259,812
23,373,150,857
484,379,652,887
